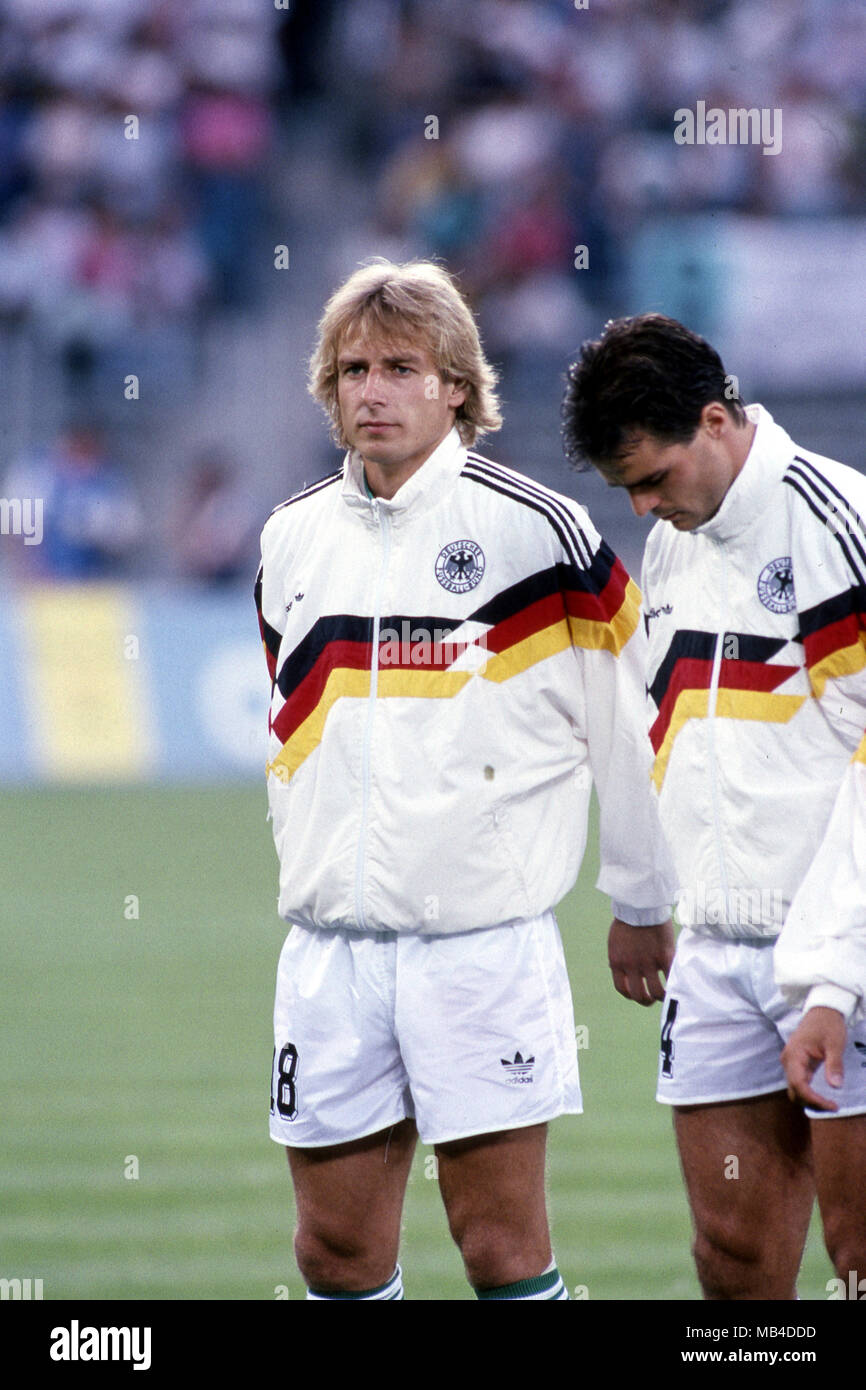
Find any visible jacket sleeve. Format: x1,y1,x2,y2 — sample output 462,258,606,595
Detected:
254,517,286,691
565,525,676,924
774,484,866,1021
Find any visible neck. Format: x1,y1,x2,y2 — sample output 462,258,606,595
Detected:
362,454,425,501
727,419,757,486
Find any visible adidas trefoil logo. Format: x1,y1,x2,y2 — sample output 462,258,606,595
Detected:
501,1050,535,1085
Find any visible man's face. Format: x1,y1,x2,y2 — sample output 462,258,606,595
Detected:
601,407,749,531
336,333,466,478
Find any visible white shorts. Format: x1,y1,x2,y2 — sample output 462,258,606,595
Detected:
269,910,583,1148
656,927,866,1119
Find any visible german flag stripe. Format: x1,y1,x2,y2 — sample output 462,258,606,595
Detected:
272,637,372,744
648,630,788,712
650,655,800,754
652,688,806,789
267,666,476,784
268,560,639,775
797,585,866,695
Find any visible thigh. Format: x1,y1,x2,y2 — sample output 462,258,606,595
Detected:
289,1119,418,1288
810,1113,866,1273
675,1093,814,1297
435,1123,551,1285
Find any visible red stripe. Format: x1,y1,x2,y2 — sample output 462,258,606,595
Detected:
650,657,799,752
650,657,713,752
804,612,865,671
564,557,630,625
483,565,631,659
484,592,565,656
272,639,371,743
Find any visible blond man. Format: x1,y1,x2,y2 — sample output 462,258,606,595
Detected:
256,260,674,1301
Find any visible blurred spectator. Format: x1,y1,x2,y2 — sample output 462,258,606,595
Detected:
171,446,259,585
5,421,143,580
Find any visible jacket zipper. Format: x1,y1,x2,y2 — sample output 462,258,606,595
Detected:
355,500,391,928
706,539,730,906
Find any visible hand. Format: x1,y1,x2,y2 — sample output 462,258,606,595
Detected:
607,917,675,1007
781,1006,847,1112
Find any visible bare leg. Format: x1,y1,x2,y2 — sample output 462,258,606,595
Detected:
436,1123,552,1290
674,1092,814,1299
288,1118,418,1292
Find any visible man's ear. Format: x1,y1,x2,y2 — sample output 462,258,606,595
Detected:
700,400,730,437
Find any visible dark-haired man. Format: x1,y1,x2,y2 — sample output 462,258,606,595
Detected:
562,313,866,1300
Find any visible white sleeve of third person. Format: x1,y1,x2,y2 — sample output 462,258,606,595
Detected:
774,480,866,1024
571,536,676,926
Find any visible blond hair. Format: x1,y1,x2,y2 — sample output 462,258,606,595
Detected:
308,259,502,447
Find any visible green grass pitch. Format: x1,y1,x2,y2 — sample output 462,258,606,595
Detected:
0,786,833,1301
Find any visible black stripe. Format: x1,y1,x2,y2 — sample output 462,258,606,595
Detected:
647,629,788,710
267,469,342,518
791,457,866,582
463,463,593,570
785,464,866,589
464,454,595,569
465,453,594,568
276,611,469,699
798,585,866,641
794,457,866,542
469,557,617,628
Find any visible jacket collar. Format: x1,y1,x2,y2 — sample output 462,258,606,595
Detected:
341,426,467,522
693,404,796,542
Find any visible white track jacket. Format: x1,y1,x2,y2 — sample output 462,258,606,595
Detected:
642,406,866,1021
256,427,674,937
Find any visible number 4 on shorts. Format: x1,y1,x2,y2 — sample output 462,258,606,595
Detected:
660,998,678,1079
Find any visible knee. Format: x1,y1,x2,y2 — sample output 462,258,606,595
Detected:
294,1221,394,1293
693,1222,769,1300
449,1210,548,1290
822,1209,866,1284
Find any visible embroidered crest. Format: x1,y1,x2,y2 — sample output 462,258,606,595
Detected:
757,557,795,614
435,539,485,593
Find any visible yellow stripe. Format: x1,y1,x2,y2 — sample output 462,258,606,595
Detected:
652,688,806,790
378,669,472,698
268,667,370,782
652,689,710,791
20,585,151,781
269,582,642,781
853,731,866,766
482,620,572,683
809,635,866,697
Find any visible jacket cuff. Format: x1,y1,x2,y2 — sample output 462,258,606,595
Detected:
803,984,860,1022
611,902,671,927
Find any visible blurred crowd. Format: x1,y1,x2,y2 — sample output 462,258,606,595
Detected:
1,0,864,582
0,0,277,393
315,0,866,364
